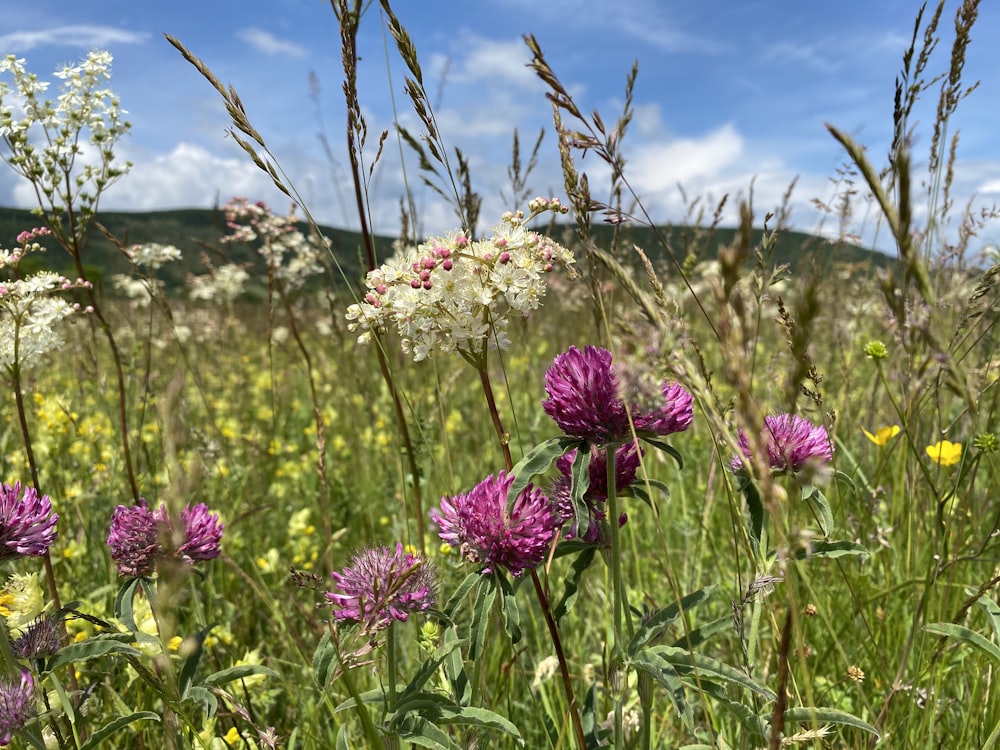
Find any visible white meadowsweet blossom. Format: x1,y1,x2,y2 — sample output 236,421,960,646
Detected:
126,242,182,270
189,264,250,304
0,227,91,370
0,51,131,229
346,202,574,361
221,197,324,291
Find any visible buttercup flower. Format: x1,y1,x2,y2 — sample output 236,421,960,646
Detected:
327,543,436,633
926,439,962,467
732,413,833,474
0,668,35,746
0,482,59,563
107,500,223,576
550,443,643,543
863,425,901,446
434,471,561,577
0,572,44,629
543,345,693,445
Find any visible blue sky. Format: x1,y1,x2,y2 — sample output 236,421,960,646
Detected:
1,0,998,250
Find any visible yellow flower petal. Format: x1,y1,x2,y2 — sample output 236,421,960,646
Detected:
926,440,962,466
863,425,901,446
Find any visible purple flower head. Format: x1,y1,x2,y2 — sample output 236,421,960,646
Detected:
551,443,643,544
11,614,63,659
0,482,58,562
107,500,160,576
327,543,436,634
107,499,224,577
174,503,224,564
0,668,35,746
543,346,693,445
731,413,833,475
434,471,561,577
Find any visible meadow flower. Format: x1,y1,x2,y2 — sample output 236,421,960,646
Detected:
549,443,643,543
11,612,62,658
0,482,59,563
0,573,44,629
926,439,962,466
327,543,435,634
0,668,35,745
731,413,833,474
863,425,901,446
543,345,693,445
434,471,561,577
107,500,224,576
345,206,574,361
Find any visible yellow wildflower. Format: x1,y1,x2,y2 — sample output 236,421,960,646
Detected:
926,440,962,466
863,425,900,446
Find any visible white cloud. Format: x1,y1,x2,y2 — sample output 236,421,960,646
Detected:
236,28,306,58
629,124,744,192
0,25,149,52
442,37,540,91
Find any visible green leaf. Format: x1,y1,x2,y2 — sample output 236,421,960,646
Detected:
628,586,716,657
625,478,671,509
494,571,522,644
181,685,218,718
334,687,392,714
569,441,592,537
113,576,142,633
470,576,496,661
670,616,731,651
699,681,768,738
178,625,215,697
629,647,687,720
443,626,470,705
783,706,880,737
794,540,868,560
395,715,458,749
925,622,1000,662
399,626,467,701
651,646,777,701
44,636,143,672
433,705,521,738
553,546,596,624
640,436,683,469
442,572,480,621
202,663,280,688
741,480,765,554
79,712,161,750
312,630,337,689
802,485,834,537
972,591,1000,644
508,436,582,504
336,724,349,750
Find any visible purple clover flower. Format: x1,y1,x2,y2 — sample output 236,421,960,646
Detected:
731,413,833,475
434,471,561,577
327,543,435,634
107,500,223,577
0,668,35,746
0,482,58,563
543,346,693,445
550,443,643,544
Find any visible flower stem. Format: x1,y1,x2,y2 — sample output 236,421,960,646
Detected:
605,446,632,749
477,363,586,749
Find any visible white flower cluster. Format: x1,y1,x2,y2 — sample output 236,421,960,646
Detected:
0,228,92,369
189,264,250,304
221,198,324,292
126,242,182,271
0,51,131,221
346,200,574,361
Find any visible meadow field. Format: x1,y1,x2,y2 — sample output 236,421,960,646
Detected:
2,1,999,748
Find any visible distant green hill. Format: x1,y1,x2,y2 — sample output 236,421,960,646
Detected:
0,206,893,294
